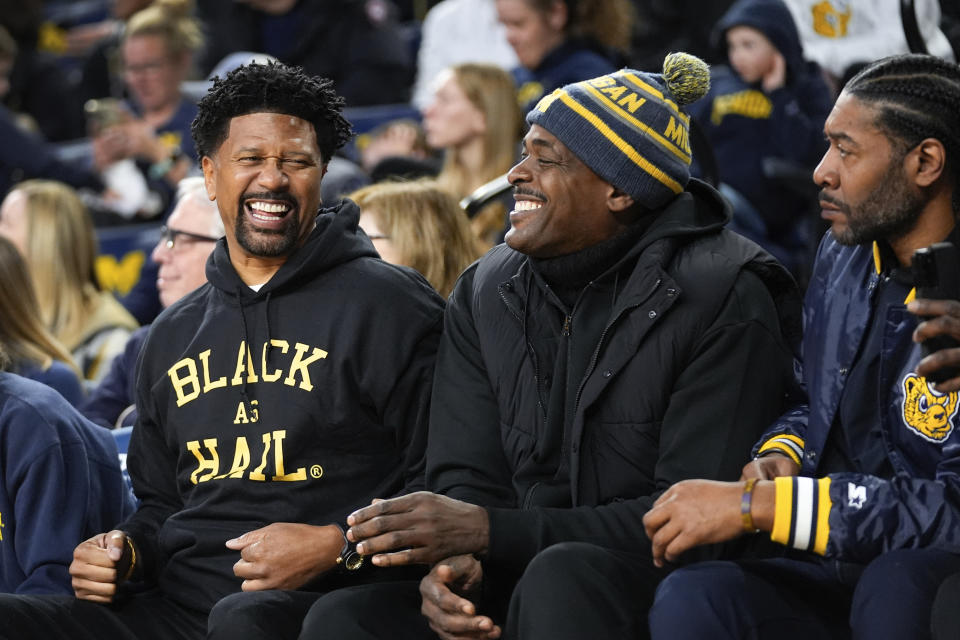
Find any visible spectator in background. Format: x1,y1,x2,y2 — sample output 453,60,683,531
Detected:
412,0,519,109
423,63,524,247
783,0,956,90
0,102,105,198
0,20,104,196
0,180,139,386
81,177,223,430
73,0,155,104
196,0,415,106
91,0,202,222
0,26,25,128
0,364,136,595
497,0,634,113
629,0,736,70
0,12,86,142
687,0,832,278
0,236,83,406
350,180,485,298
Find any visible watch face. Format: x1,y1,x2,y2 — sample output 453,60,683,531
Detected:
343,551,364,571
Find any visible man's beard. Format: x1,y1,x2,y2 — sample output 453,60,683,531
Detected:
235,193,301,257
830,158,926,246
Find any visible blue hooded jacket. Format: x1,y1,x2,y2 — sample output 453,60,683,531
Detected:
753,233,960,561
687,0,833,241
0,373,136,594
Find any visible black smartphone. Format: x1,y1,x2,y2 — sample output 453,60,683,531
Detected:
912,242,960,384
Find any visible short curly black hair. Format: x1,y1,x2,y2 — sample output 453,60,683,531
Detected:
191,62,353,162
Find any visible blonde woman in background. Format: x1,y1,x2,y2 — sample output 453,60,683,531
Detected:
0,180,139,385
497,0,635,113
0,236,84,406
349,180,485,298
422,63,524,249
91,0,204,218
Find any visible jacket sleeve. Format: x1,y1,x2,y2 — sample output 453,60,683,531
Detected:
470,270,795,569
751,395,809,465
12,440,93,595
751,231,842,464
427,264,521,509
384,308,444,496
117,344,182,585
0,105,104,192
768,468,960,562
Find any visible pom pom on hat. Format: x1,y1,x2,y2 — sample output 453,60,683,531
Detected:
526,52,710,209
662,52,711,106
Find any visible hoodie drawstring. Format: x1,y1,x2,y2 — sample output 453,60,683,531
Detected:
236,284,254,413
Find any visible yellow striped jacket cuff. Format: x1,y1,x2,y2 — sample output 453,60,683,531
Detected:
770,476,832,555
757,434,804,466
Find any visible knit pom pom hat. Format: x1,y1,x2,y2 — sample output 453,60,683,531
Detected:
526,52,710,209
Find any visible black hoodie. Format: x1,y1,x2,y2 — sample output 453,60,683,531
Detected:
121,199,444,613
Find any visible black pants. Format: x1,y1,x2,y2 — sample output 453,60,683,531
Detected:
932,571,960,640
295,542,666,640
649,549,960,640
206,566,427,640
0,589,207,640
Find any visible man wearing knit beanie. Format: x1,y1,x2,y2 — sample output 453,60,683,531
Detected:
292,53,802,640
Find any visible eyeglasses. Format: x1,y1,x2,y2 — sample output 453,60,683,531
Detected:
160,225,220,250
123,59,172,76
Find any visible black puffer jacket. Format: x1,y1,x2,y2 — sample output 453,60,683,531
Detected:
427,180,802,571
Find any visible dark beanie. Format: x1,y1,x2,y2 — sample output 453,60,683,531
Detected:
526,52,711,209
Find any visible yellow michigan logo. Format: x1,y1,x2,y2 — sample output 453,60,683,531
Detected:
811,1,852,38
901,373,959,443
96,251,146,297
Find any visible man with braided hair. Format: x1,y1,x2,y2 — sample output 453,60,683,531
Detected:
278,52,802,640
0,62,444,640
645,53,960,640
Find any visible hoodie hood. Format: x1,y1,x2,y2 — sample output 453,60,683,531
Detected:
632,178,732,253
205,198,378,301
713,0,805,80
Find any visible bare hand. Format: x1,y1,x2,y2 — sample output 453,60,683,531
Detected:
121,120,165,162
642,480,749,568
226,523,342,591
70,530,132,603
762,52,787,92
420,554,501,640
92,128,129,170
741,453,800,480
360,121,423,171
909,299,960,392
346,492,489,567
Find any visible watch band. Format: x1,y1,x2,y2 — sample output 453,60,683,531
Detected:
335,526,364,572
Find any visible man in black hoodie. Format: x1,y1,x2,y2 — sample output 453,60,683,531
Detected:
307,53,803,640
0,63,444,640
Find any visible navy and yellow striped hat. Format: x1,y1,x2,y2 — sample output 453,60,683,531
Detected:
526,52,710,209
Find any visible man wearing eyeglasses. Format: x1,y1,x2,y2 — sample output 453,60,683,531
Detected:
81,177,223,430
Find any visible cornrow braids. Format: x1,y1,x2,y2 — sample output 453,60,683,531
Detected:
191,62,353,163
844,54,960,212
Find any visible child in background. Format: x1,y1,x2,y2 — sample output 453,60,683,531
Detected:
688,0,833,277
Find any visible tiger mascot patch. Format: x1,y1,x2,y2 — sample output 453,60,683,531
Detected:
901,373,959,443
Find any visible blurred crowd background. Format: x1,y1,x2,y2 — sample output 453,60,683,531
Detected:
0,0,958,409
